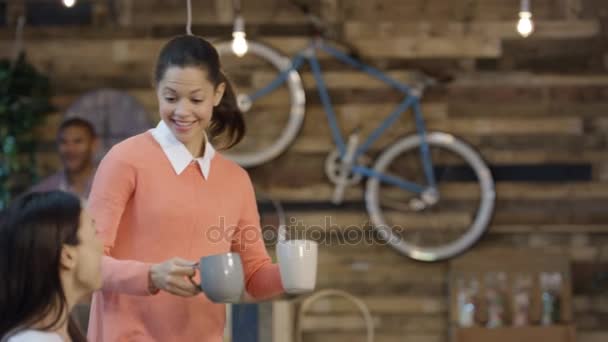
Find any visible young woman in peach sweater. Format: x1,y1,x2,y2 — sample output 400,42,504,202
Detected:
86,35,284,342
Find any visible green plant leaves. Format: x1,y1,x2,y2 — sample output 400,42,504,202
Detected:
0,53,53,208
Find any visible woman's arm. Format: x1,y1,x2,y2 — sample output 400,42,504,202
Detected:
88,146,155,296
100,254,154,296
231,171,284,301
90,145,199,297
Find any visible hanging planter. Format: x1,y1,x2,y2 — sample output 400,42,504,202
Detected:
0,53,53,209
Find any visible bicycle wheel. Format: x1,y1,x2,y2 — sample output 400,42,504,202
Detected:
215,40,305,168
365,132,495,261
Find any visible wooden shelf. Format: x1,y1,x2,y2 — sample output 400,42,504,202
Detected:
449,248,576,342
453,325,576,342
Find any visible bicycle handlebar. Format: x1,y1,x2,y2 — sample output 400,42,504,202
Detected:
291,1,311,14
290,1,326,35
288,0,363,61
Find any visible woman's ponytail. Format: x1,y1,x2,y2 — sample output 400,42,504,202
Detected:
208,71,245,150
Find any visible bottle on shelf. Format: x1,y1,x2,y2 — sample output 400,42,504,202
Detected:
512,273,533,327
540,272,563,325
457,274,480,327
485,271,508,328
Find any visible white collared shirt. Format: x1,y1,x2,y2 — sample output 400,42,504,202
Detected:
149,120,215,180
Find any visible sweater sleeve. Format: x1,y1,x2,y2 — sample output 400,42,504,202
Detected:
230,171,284,300
88,146,154,296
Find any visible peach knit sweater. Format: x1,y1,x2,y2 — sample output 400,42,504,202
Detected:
86,131,283,342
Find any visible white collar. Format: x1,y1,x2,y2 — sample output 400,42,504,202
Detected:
149,120,215,179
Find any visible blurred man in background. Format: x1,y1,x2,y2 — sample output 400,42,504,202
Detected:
30,117,98,203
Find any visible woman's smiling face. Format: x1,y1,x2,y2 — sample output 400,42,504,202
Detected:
156,66,225,155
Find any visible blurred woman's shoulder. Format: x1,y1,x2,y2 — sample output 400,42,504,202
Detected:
4,330,63,342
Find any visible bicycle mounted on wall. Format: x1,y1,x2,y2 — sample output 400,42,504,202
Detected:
215,1,496,262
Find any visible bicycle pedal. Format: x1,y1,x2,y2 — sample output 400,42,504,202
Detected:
330,134,359,204
332,182,346,205
409,198,426,211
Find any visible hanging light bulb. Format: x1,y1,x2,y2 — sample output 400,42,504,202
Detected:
63,0,76,8
517,0,534,37
232,15,248,57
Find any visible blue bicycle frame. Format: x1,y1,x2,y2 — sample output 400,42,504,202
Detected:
248,39,437,195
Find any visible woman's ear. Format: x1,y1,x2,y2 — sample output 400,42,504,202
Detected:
60,245,78,270
214,82,226,107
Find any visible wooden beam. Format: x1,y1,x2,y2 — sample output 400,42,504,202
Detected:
452,73,608,86
214,0,233,24
129,0,310,25
254,182,608,203
350,37,501,59
299,314,445,333
117,0,133,27
320,0,341,24
278,211,608,235
454,326,576,342
578,332,608,342
561,0,583,20
492,225,608,234
305,295,446,314
300,332,443,342
344,20,600,40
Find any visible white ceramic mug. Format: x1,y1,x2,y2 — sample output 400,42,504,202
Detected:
276,239,318,294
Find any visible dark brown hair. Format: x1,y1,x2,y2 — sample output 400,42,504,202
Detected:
154,35,245,149
0,191,86,342
58,117,97,139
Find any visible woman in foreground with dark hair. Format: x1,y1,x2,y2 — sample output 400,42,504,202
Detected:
0,191,103,342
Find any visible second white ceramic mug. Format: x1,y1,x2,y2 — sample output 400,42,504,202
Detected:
276,239,318,294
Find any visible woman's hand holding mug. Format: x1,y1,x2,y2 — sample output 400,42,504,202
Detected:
149,257,200,297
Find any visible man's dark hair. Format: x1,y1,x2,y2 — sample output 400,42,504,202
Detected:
58,117,97,139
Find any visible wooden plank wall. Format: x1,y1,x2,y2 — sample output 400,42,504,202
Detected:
2,0,608,341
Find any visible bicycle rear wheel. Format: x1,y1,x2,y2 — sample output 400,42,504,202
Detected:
365,132,495,261
215,40,305,167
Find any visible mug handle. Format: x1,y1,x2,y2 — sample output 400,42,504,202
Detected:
188,263,201,288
